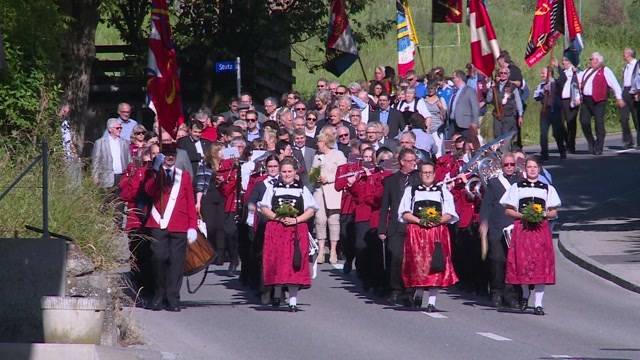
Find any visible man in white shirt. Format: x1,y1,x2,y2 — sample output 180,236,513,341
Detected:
620,48,639,148
92,118,131,189
577,52,625,155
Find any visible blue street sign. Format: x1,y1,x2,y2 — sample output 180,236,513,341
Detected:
215,61,236,73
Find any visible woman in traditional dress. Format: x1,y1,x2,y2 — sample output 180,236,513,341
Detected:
398,162,459,312
500,156,561,315
259,157,318,312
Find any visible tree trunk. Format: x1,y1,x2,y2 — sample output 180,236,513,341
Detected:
59,0,101,156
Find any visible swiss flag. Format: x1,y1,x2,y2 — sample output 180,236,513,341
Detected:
469,0,500,77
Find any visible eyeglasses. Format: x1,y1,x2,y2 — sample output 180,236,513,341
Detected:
134,131,145,135
421,171,434,175
247,118,257,122
295,107,306,111
306,117,317,121
350,114,361,117
503,162,516,167
336,91,346,95
113,127,123,130
338,134,349,138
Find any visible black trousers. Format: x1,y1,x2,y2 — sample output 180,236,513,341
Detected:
385,231,406,292
540,109,567,156
149,229,187,306
620,87,640,146
238,223,251,284
487,230,516,301
248,221,267,291
224,213,239,263
579,96,607,153
451,224,487,293
561,99,579,152
354,222,385,289
340,214,355,263
128,229,154,298
493,115,518,151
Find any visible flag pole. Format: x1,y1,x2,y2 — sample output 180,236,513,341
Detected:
430,21,435,68
357,56,368,82
405,0,425,74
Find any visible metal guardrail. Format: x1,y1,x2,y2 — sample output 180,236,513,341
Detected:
0,141,49,240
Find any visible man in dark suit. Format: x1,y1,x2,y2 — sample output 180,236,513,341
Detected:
293,129,315,171
369,94,404,139
316,107,355,138
378,148,419,304
448,70,480,148
479,153,520,308
177,121,211,180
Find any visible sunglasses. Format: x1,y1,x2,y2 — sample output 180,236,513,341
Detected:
503,162,516,167
134,131,145,135
295,107,306,111
336,91,346,95
247,118,258,122
306,117,317,121
338,134,349,138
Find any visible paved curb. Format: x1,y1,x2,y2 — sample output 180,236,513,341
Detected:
558,230,640,294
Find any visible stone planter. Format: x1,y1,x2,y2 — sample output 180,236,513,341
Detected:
41,296,106,344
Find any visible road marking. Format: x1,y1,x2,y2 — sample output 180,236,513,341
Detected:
616,148,637,154
421,311,447,319
476,332,512,341
331,263,344,270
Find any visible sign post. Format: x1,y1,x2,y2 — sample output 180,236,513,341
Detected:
215,58,242,98
236,57,241,99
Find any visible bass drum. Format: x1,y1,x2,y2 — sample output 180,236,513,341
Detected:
184,230,215,276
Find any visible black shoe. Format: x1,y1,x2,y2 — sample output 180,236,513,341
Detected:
272,297,281,308
534,306,545,316
386,291,400,305
147,297,164,311
594,149,603,155
491,293,503,308
227,261,238,276
166,304,181,312
519,298,528,312
212,253,224,266
414,297,423,308
343,260,352,274
288,305,298,312
425,304,436,313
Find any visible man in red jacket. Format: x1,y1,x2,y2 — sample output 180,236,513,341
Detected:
145,143,198,312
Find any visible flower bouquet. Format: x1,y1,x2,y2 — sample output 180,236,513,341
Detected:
274,203,299,218
521,203,545,226
308,167,321,188
418,207,441,227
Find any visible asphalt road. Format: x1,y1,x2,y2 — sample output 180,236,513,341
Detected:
132,136,640,360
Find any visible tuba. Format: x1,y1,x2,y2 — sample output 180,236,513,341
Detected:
462,148,505,200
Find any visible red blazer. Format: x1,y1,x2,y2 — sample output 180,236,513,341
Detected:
119,163,151,231
217,159,240,213
144,168,197,233
244,173,268,204
335,163,360,215
350,169,392,228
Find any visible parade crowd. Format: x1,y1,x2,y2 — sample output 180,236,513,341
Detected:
88,47,639,315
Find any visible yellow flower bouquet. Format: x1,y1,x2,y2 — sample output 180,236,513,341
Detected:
521,203,545,225
418,206,441,227
274,203,299,218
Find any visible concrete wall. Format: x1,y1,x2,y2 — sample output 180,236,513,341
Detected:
0,238,66,343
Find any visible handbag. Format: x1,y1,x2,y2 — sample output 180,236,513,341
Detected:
429,241,445,274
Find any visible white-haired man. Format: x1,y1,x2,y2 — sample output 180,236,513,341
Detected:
620,48,639,148
577,52,625,155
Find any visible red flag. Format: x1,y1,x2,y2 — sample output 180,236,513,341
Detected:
432,0,463,23
524,0,563,67
325,0,359,77
146,0,184,138
469,0,500,77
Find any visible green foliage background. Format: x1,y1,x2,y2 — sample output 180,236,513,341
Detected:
291,0,640,145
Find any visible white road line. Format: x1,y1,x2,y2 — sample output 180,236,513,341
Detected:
476,332,512,341
421,311,447,319
331,263,344,270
